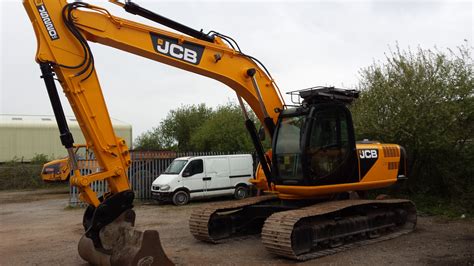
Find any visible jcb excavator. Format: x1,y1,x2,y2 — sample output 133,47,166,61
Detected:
23,0,416,264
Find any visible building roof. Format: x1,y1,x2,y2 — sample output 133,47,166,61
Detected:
0,114,131,128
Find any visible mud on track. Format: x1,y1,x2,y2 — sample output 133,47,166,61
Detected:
0,188,473,265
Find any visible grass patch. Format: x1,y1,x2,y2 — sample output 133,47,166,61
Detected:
410,194,473,219
368,187,473,219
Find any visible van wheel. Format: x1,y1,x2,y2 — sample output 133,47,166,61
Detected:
172,190,190,206
234,185,248,200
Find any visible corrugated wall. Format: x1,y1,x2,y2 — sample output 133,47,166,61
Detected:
0,115,132,162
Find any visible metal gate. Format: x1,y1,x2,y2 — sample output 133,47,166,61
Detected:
69,151,247,206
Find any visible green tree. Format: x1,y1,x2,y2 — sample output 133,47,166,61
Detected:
134,102,266,152
134,127,171,150
160,103,213,151
352,42,473,204
134,104,212,150
190,103,254,152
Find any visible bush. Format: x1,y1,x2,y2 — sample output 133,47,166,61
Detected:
30,153,50,164
352,42,473,213
0,160,65,190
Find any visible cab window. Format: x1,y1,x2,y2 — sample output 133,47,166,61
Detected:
164,160,188,174
183,159,203,176
307,107,350,178
274,115,306,181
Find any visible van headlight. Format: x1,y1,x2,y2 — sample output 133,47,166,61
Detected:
160,185,170,191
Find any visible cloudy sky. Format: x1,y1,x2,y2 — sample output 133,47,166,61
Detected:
0,0,472,142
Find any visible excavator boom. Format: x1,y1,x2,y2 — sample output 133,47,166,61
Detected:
24,0,284,203
23,0,284,264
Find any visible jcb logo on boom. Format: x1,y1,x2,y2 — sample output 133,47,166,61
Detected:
156,39,198,64
359,149,378,159
150,33,204,65
36,4,59,40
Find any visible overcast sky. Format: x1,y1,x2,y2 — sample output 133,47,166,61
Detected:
0,0,472,142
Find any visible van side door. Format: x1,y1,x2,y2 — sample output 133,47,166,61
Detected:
229,156,253,187
204,158,233,196
182,159,205,199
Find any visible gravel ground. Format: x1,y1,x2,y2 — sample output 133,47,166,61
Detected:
0,188,473,265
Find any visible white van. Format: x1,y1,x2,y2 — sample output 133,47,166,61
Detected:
151,154,254,205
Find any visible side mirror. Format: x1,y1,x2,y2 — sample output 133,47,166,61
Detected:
182,171,191,177
258,127,266,141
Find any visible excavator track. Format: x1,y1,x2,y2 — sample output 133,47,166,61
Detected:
190,194,279,243
261,199,416,261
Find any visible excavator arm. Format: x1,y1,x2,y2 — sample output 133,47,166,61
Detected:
24,0,283,204
23,0,284,264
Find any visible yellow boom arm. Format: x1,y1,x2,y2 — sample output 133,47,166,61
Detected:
23,0,284,207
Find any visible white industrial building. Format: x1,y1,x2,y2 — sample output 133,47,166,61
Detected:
0,114,132,162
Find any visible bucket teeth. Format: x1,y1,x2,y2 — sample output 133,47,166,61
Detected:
78,209,173,266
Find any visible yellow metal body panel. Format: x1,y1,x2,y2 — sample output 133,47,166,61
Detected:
41,158,69,182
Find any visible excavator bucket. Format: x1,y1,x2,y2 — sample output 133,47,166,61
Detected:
78,209,173,266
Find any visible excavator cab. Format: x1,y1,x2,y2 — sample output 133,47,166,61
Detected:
272,87,359,187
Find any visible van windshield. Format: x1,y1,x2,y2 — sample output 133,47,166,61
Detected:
163,160,188,174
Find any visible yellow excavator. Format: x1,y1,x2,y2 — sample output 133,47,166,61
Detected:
41,144,94,182
23,0,416,264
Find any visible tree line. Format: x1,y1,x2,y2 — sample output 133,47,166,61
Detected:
134,102,263,152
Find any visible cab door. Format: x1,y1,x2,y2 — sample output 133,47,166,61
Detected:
303,104,358,185
182,159,206,198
